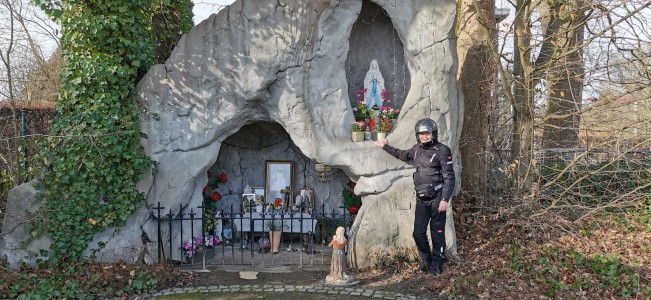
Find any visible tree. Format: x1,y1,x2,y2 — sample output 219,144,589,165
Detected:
456,0,497,194
471,0,651,197
539,0,587,149
0,0,58,186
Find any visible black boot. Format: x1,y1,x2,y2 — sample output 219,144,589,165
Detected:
428,260,444,275
417,252,432,273
418,261,430,273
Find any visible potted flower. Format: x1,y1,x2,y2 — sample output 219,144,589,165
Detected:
353,88,371,129
351,123,364,142
266,219,285,254
380,105,399,120
180,235,221,263
253,195,265,212
375,117,393,140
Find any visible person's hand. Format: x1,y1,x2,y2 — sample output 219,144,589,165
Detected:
437,200,448,212
374,137,387,147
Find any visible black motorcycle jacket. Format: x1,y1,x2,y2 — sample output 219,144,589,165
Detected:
382,141,455,201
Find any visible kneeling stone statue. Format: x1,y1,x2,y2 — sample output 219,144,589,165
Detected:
324,227,358,286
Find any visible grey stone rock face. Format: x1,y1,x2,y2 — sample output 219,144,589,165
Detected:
1,0,461,268
136,0,461,268
0,180,51,269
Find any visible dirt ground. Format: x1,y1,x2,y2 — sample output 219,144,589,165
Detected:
3,192,648,299
174,264,449,299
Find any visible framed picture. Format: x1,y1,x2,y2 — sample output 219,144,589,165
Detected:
265,160,294,207
299,188,315,213
241,193,255,212
252,186,265,201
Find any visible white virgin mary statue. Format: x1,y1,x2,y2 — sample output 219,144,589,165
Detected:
363,59,385,110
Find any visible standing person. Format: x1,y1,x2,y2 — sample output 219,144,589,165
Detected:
374,118,455,275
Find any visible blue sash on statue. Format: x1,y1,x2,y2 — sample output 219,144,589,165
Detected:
367,79,381,110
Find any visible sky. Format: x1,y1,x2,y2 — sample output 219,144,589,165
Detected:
192,0,235,25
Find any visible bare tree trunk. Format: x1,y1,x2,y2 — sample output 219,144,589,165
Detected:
540,1,586,149
457,0,496,194
0,0,21,184
509,0,537,194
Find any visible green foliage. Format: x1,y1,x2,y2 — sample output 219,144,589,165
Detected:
37,0,157,265
342,180,361,209
0,171,11,209
535,246,647,298
124,269,159,294
4,0,193,298
152,0,194,63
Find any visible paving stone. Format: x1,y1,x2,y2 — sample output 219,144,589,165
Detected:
148,281,424,299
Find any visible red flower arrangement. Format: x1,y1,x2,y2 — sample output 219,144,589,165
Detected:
342,180,362,220
347,206,359,214
274,198,282,207
203,170,227,233
218,172,227,183
210,192,221,201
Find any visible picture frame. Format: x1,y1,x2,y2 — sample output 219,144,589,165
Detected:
265,161,294,208
299,188,315,213
252,186,265,201
241,193,256,212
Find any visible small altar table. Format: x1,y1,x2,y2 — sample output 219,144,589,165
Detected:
238,212,317,233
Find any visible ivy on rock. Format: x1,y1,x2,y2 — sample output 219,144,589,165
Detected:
34,0,193,267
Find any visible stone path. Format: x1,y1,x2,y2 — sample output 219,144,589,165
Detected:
151,284,423,299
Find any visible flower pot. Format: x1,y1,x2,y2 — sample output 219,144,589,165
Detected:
269,230,282,254
355,120,367,131
376,132,387,140
351,131,364,142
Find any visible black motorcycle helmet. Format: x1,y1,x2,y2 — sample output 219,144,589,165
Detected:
414,118,437,145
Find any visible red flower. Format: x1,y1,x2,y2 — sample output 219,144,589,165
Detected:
274,198,282,207
210,192,221,201
203,185,209,192
207,171,213,178
218,172,228,183
348,206,359,214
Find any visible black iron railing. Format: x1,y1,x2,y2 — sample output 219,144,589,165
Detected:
153,202,351,268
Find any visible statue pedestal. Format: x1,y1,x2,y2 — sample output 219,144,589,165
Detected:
323,277,360,287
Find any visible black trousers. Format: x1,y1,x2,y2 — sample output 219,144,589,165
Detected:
413,198,446,264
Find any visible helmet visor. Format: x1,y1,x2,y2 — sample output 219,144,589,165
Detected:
416,124,432,133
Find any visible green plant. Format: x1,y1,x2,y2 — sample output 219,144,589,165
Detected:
266,219,284,231
342,180,362,223
202,171,227,233
351,123,362,132
379,105,399,120
124,269,159,294
353,88,372,120
26,0,192,292
375,116,393,133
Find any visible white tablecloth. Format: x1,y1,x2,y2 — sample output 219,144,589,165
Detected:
237,212,317,233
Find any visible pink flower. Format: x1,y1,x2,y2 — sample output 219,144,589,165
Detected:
381,89,389,100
